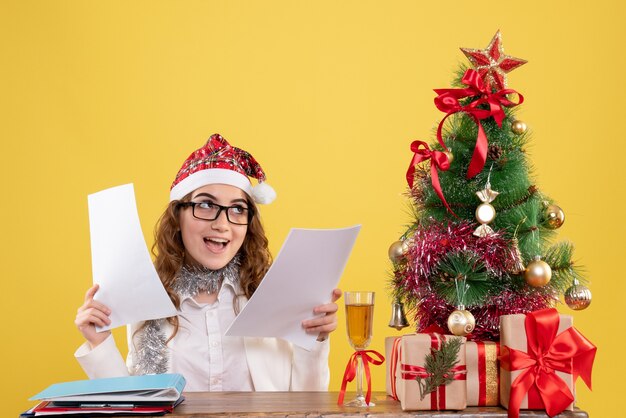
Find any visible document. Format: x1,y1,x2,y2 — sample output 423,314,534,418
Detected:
225,225,361,350
88,184,176,331
30,373,186,402
25,401,179,416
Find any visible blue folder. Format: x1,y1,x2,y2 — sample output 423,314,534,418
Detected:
30,373,186,402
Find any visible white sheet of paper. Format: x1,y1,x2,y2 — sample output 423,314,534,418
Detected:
225,225,361,350
88,184,176,331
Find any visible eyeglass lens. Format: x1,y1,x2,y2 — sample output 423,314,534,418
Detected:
192,202,250,225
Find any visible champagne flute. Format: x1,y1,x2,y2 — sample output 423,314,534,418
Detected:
344,291,375,407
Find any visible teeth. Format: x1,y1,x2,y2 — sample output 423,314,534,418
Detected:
207,237,229,244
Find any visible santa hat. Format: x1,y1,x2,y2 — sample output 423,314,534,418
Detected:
169,134,276,204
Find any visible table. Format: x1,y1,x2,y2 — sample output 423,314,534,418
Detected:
168,391,588,417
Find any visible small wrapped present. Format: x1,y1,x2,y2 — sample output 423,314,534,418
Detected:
392,333,467,410
466,340,500,406
385,336,401,396
499,308,596,418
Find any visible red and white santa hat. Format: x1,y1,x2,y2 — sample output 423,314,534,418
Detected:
169,134,276,204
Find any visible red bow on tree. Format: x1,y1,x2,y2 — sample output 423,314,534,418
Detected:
406,140,455,216
434,69,523,179
499,308,596,418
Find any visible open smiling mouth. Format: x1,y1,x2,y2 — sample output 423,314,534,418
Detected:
204,237,230,252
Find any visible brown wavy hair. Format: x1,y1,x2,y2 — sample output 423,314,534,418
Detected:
150,192,272,340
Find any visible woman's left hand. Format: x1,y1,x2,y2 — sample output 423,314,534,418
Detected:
302,288,342,342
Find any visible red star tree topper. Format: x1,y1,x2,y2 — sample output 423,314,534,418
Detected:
460,30,527,90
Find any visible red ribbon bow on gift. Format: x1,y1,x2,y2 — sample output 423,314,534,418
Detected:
499,308,596,418
337,350,385,406
434,68,523,179
406,140,456,216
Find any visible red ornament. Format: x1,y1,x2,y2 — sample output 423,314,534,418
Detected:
460,30,527,90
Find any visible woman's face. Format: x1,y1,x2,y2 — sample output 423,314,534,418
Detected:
179,184,249,270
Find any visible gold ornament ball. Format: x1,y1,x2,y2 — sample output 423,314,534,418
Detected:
444,150,454,164
447,309,476,336
545,204,565,229
475,203,496,224
511,120,527,135
388,240,406,263
565,283,592,310
524,258,552,287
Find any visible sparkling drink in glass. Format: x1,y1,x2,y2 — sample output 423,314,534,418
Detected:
344,291,375,407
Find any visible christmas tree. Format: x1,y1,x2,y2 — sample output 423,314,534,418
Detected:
390,31,592,341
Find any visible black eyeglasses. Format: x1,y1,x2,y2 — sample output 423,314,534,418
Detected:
178,201,254,225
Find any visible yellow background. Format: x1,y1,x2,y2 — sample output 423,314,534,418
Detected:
1,1,623,416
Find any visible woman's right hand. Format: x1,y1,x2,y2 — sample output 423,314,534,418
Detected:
75,284,112,349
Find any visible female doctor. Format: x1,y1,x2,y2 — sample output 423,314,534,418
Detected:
74,134,341,391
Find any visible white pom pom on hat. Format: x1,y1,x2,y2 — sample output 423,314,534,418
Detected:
169,133,276,204
251,181,276,204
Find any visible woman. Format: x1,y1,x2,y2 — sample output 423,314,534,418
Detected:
74,134,340,391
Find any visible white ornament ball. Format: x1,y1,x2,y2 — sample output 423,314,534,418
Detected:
447,309,476,337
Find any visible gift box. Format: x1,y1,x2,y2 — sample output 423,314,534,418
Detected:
385,336,401,396
466,340,500,406
392,333,467,411
499,308,596,418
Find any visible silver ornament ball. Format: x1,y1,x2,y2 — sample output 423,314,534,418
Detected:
565,282,592,310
